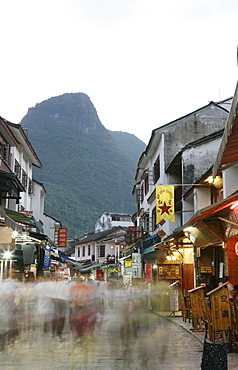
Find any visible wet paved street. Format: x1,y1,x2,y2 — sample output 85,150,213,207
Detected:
1,281,237,370
1,308,204,369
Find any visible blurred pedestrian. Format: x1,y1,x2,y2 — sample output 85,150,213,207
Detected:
201,275,217,293
220,276,234,299
69,282,98,340
232,284,238,302
34,277,55,337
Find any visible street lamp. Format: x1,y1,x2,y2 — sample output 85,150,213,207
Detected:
153,264,158,283
4,250,12,259
0,250,16,280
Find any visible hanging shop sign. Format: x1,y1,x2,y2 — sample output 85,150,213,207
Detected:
124,226,138,244
43,247,51,268
58,228,67,248
200,255,212,274
170,289,179,312
157,264,181,280
145,264,152,281
156,185,175,224
124,258,132,268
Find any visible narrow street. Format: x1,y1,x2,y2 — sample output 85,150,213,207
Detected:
1,316,204,370
1,298,205,370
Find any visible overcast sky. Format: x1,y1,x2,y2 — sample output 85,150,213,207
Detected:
1,0,237,144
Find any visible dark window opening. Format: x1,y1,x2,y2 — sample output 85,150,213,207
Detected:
99,245,105,258
154,155,160,183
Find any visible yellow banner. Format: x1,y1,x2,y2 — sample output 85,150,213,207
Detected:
156,185,175,224
124,258,132,268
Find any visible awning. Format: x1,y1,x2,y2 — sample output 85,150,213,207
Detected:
142,244,167,260
5,209,44,233
187,191,238,225
182,192,238,247
0,170,25,202
0,206,23,233
123,235,161,257
123,240,141,257
123,242,138,252
52,253,82,268
79,262,103,272
124,246,137,257
29,231,48,241
32,216,44,233
101,263,119,270
143,245,156,254
28,231,59,250
143,234,161,249
140,234,162,259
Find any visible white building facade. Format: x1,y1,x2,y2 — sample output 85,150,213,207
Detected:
132,99,231,291
6,122,42,212
94,212,134,232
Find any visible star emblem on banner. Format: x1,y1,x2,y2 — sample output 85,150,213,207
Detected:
158,201,172,215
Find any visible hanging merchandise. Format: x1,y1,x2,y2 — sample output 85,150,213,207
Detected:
22,242,36,265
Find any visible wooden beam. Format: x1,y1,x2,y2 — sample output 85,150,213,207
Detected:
218,216,238,227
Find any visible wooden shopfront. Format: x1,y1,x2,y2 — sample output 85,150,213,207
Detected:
157,263,182,285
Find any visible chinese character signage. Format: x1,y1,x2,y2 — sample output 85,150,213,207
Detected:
124,258,132,268
209,286,231,331
170,290,179,312
200,255,212,274
125,226,138,244
58,228,67,248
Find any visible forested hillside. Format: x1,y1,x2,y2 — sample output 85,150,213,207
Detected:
20,93,146,237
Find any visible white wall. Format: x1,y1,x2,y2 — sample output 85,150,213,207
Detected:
183,194,194,224
10,145,33,211
42,214,61,242
95,213,133,232
223,166,238,197
31,181,45,222
75,241,97,262
194,187,211,212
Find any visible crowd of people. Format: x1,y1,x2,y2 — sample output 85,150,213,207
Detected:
0,277,98,349
2,272,236,353
0,275,148,351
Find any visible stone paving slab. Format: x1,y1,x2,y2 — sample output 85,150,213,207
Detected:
1,311,202,369
154,310,238,370
2,307,237,369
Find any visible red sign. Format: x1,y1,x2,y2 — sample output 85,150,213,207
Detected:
145,264,152,281
58,228,67,248
226,238,238,286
